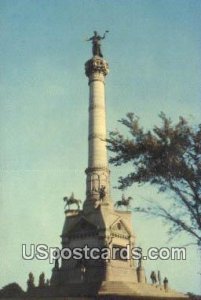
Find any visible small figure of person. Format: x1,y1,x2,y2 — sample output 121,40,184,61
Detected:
163,277,169,292
150,271,157,285
86,30,109,57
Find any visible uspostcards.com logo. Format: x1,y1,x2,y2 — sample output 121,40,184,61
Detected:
22,244,186,264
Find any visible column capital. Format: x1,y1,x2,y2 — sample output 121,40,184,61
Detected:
85,56,109,78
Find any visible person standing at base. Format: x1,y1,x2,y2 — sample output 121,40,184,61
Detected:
163,277,169,292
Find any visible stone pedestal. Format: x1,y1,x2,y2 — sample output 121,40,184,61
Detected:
137,266,146,283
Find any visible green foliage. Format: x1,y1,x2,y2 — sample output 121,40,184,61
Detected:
0,283,24,297
108,113,201,246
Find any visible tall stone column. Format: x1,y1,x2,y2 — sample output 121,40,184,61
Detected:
84,56,112,210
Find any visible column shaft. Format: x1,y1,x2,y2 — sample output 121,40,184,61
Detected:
88,77,107,168
84,57,112,209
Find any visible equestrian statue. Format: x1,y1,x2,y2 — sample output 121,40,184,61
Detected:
63,193,82,210
115,194,133,210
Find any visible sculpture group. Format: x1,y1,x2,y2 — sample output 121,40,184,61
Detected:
63,191,133,211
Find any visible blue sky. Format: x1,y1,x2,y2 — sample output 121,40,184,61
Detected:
0,0,201,295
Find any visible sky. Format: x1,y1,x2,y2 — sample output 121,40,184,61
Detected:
0,0,201,295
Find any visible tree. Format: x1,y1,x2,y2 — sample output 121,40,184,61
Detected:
0,283,24,297
108,112,201,247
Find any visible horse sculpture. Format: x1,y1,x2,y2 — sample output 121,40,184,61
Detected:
115,194,133,210
63,193,82,210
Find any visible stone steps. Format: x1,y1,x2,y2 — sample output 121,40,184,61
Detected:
44,281,188,298
99,281,187,298
138,283,186,298
100,281,150,295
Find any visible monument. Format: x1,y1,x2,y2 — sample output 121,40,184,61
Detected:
49,32,187,298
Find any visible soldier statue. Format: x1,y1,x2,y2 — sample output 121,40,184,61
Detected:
86,30,109,57
99,185,106,201
27,272,35,291
38,272,45,288
158,270,162,285
54,256,59,270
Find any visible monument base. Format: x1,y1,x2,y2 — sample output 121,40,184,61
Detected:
21,282,188,299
